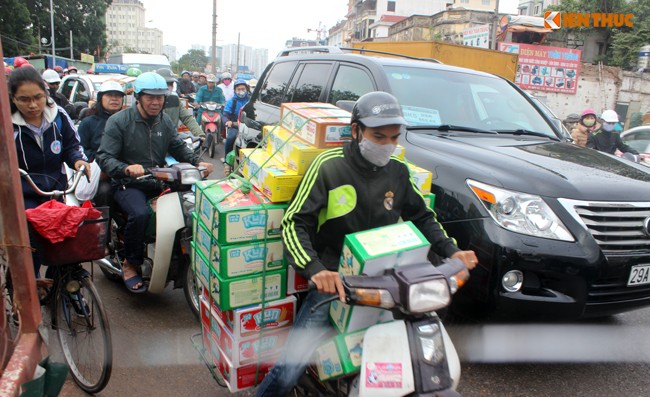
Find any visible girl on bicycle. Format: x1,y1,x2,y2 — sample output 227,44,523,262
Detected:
9,66,90,275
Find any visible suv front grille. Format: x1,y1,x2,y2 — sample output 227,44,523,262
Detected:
559,199,650,255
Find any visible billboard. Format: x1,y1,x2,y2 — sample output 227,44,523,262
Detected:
463,25,490,49
499,42,581,94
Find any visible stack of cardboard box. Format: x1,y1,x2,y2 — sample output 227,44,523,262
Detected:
194,102,438,390
192,178,295,392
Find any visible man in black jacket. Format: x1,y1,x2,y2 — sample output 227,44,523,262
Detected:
587,109,639,155
256,92,477,396
97,72,213,293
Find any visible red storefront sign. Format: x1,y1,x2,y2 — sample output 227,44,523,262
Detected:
499,43,581,94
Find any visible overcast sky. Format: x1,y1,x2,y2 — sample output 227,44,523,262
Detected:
139,0,520,58
140,0,349,58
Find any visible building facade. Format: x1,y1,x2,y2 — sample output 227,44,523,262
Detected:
162,44,176,63
105,0,163,55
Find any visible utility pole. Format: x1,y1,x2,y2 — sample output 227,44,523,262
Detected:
236,32,240,73
69,30,73,59
490,0,501,50
49,0,56,66
211,0,217,74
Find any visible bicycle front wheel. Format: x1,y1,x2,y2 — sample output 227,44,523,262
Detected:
53,276,112,393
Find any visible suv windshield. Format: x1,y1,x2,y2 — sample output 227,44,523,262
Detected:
383,66,557,138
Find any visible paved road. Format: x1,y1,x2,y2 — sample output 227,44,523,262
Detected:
57,145,650,396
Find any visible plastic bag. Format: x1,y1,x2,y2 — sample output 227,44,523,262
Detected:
74,160,101,201
26,200,102,243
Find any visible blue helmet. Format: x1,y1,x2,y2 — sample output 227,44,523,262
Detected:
233,79,248,90
134,72,168,96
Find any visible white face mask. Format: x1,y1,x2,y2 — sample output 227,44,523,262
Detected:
358,136,396,167
602,123,616,132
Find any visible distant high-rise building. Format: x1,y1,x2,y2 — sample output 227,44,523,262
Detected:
251,48,269,76
105,0,163,55
221,44,253,72
162,45,177,63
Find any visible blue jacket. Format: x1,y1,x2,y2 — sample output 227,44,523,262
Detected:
223,94,250,123
13,102,87,204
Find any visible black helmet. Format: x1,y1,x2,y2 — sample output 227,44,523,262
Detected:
351,92,407,127
156,68,178,83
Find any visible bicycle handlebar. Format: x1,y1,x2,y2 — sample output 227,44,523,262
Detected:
19,165,86,198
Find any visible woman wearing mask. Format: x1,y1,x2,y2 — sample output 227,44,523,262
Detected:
587,109,639,155
77,81,126,205
222,79,250,174
571,108,600,147
10,66,90,276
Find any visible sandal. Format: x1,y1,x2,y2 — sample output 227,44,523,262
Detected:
122,260,146,294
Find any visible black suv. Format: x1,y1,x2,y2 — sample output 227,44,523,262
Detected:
236,47,650,319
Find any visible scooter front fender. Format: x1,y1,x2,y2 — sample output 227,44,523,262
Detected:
148,192,184,293
356,318,460,397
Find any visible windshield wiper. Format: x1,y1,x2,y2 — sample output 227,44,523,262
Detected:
407,124,498,134
498,129,560,141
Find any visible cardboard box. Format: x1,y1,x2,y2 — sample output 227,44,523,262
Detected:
407,162,433,194
213,295,297,339
194,217,285,278
423,193,436,211
191,241,210,290
240,149,303,203
212,312,289,366
280,103,352,148
287,265,309,295
263,125,327,174
329,299,383,334
196,179,286,244
315,328,367,380
214,344,278,393
209,266,287,311
332,222,430,333
338,221,430,277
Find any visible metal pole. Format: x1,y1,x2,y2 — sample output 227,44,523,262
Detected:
69,30,73,59
50,0,56,66
491,0,500,50
236,32,240,73
211,0,217,74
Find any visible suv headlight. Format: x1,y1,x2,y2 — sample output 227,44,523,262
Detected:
467,179,574,241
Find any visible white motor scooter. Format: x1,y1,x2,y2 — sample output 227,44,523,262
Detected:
295,259,468,397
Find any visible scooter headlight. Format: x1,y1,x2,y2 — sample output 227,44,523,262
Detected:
180,168,202,185
408,279,451,313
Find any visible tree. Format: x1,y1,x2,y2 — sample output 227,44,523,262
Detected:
0,0,35,56
26,0,113,60
177,49,208,72
610,0,650,69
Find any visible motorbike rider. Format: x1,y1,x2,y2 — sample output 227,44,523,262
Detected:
177,70,196,96
571,108,600,147
156,68,204,138
194,73,225,124
587,109,639,155
42,69,76,119
191,71,200,90
217,71,234,102
256,92,478,396
197,73,208,89
222,79,250,174
10,66,91,277
96,72,214,293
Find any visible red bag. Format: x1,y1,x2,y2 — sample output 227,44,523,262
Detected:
26,200,102,243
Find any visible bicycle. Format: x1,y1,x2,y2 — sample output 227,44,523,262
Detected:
18,167,113,394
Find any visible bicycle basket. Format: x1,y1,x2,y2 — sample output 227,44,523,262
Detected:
31,207,110,266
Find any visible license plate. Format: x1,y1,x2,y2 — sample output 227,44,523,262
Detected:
627,264,650,286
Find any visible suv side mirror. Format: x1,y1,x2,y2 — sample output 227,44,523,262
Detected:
336,100,355,112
